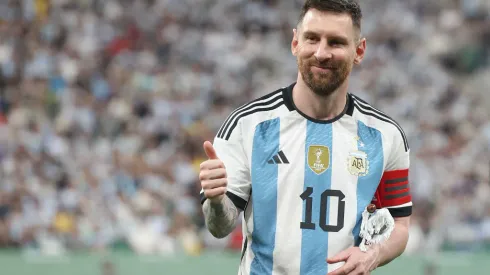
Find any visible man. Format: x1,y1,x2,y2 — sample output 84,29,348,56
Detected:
199,0,412,274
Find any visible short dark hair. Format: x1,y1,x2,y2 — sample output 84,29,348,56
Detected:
298,0,362,30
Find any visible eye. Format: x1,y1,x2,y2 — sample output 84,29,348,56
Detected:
304,35,319,43
329,40,347,47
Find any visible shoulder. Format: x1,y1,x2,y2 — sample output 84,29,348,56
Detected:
216,85,293,141
349,94,409,152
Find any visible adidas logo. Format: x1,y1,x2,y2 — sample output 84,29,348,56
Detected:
267,150,290,164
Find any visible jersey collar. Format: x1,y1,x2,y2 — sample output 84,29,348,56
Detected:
282,82,354,124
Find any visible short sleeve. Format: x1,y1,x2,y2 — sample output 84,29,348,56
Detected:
371,129,412,217
200,120,251,211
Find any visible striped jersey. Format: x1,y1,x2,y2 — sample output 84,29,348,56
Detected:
200,83,412,275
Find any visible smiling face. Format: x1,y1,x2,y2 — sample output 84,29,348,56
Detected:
292,8,366,97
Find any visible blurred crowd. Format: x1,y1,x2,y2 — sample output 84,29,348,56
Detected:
0,0,489,257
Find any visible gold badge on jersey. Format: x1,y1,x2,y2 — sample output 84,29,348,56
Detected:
307,145,330,175
347,151,369,177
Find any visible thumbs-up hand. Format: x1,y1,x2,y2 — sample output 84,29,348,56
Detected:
200,141,227,204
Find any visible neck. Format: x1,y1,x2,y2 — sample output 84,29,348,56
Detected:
292,75,349,121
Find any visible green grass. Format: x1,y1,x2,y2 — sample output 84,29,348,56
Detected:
0,250,488,275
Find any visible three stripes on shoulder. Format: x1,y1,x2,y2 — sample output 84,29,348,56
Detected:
215,89,409,153
268,150,290,164
351,95,409,152
217,90,284,141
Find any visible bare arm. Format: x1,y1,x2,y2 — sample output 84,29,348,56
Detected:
375,216,410,267
326,216,411,275
202,196,239,239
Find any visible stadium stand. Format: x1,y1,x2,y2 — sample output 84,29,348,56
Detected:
0,0,488,266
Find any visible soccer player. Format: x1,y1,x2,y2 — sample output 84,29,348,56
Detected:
199,0,412,274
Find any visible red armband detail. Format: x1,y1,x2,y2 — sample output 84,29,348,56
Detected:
372,169,411,208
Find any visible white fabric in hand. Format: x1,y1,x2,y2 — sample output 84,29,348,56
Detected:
359,208,395,252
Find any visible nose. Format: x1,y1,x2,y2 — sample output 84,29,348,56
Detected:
314,40,333,62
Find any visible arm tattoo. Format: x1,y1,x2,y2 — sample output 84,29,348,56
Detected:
203,196,239,238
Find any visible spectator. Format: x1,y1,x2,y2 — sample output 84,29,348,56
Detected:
0,0,488,256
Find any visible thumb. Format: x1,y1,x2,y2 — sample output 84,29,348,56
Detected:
203,141,218,160
326,248,353,264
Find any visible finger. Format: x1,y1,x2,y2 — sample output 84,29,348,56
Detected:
204,186,227,199
199,168,227,181
327,261,357,275
326,248,353,264
200,159,225,170
203,141,218,160
201,178,228,190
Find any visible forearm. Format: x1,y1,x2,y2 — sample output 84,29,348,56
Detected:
202,196,239,238
375,219,410,267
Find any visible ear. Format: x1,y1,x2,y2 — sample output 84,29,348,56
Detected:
291,28,299,56
354,38,366,65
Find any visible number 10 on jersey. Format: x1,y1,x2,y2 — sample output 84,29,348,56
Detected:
300,187,345,232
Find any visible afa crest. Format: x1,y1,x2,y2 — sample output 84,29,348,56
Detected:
348,151,369,176
307,145,330,175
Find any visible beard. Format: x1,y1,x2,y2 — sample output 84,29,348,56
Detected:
298,57,352,97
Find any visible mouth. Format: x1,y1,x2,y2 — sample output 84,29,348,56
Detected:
311,66,334,73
